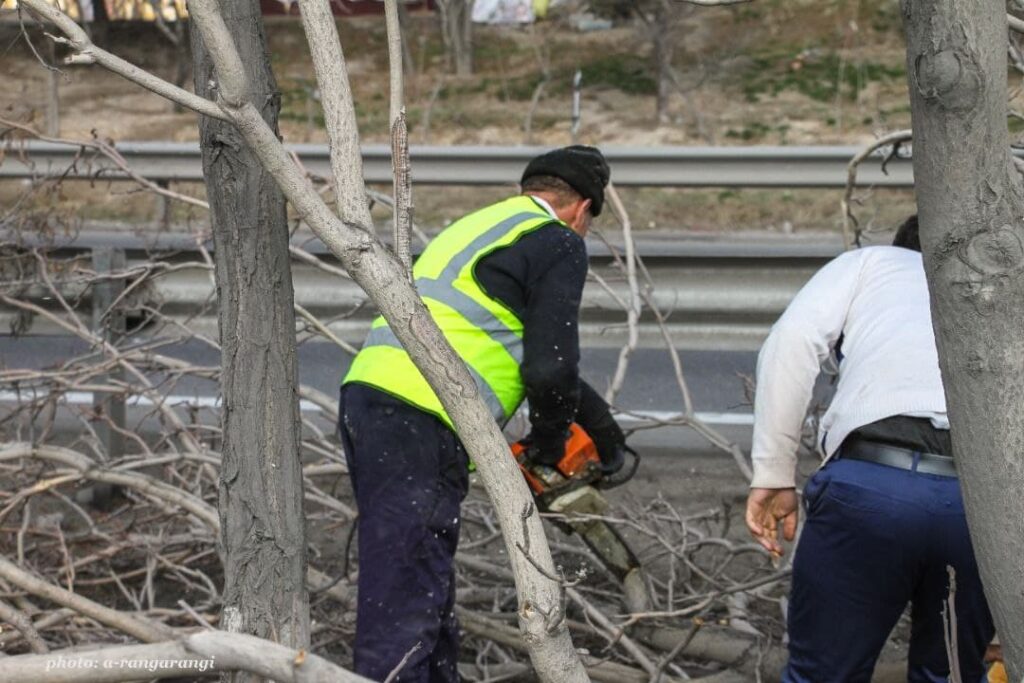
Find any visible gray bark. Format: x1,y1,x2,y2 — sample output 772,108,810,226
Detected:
386,0,413,279
190,0,311,666
636,0,684,126
901,0,1024,675
437,0,473,76
296,0,374,230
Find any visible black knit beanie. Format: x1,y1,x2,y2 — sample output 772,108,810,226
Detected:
520,145,610,216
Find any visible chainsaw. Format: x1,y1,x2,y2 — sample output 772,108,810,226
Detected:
511,423,639,506
510,423,649,611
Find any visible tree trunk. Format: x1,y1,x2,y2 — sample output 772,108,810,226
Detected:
190,0,311,668
901,0,1024,675
437,0,473,76
172,18,189,114
653,12,672,126
88,0,110,46
397,0,416,79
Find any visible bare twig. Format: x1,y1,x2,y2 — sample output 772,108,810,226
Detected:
0,598,49,653
841,130,912,249
602,183,642,405
0,554,173,642
383,641,423,683
1009,13,1024,34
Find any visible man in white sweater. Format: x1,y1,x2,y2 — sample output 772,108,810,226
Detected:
745,217,994,682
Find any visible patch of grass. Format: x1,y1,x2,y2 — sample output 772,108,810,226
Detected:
741,49,904,103
867,0,904,34
404,105,511,135
278,80,327,128
579,54,658,96
506,73,548,101
473,35,526,71
725,122,772,141
502,52,658,101
724,121,794,142
734,4,762,21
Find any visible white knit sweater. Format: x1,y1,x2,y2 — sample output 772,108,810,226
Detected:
750,246,948,489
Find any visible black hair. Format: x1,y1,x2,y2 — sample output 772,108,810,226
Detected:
893,215,921,252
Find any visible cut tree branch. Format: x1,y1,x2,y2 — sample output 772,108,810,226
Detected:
0,631,372,682
0,554,174,642
840,129,912,249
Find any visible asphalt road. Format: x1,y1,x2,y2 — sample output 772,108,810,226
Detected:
0,337,756,407
0,335,834,456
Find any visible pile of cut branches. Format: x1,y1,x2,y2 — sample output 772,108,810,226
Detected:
0,123,792,681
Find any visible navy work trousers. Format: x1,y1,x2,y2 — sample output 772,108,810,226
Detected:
784,456,994,683
338,384,469,682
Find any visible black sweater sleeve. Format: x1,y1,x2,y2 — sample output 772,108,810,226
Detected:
474,222,589,453
520,230,588,452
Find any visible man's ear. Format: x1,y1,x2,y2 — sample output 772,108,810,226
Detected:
566,198,592,235
576,198,593,222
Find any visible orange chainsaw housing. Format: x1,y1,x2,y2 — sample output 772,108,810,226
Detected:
510,423,601,496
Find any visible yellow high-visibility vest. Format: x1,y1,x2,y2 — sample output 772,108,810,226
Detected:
343,195,566,429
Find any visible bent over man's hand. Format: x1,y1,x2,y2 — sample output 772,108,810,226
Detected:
746,487,798,556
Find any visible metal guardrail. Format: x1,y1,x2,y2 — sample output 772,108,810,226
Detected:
0,230,845,350
1,141,921,187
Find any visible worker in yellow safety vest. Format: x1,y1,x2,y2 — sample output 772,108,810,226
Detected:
338,146,628,682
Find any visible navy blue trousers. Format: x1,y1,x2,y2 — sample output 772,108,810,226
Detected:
784,457,994,683
338,384,469,682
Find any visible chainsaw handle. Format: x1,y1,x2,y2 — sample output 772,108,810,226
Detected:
597,444,640,489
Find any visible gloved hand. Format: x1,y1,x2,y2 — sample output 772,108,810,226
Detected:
585,412,627,476
521,431,566,467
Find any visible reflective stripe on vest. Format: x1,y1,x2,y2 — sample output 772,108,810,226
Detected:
343,196,564,429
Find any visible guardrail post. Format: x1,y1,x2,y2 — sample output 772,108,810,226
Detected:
90,247,126,462
154,181,171,230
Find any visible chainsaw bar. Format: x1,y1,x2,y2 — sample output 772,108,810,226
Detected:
544,486,644,584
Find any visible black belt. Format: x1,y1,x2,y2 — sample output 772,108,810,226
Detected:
839,440,957,478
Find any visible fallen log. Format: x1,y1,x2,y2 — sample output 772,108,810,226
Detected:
0,631,371,683
636,624,909,683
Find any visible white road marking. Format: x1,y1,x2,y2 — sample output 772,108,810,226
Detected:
0,392,755,426
619,410,754,426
